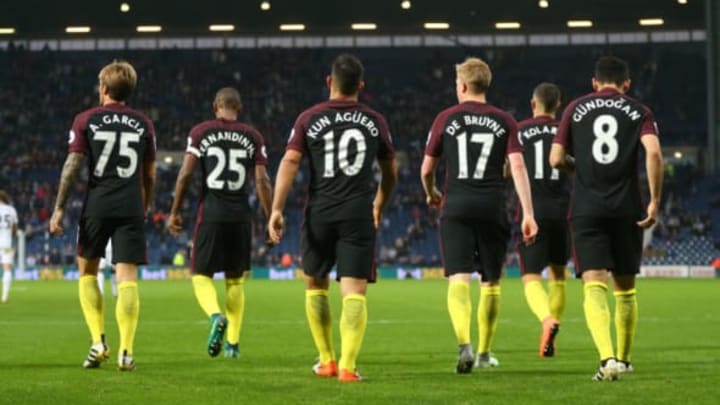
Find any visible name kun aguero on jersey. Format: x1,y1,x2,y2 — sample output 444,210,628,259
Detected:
88,113,146,135
445,114,507,137
197,131,257,156
306,111,380,139
572,97,642,122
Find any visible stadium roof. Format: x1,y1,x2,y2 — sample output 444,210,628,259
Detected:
0,0,705,37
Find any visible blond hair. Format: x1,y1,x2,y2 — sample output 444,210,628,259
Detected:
98,60,137,102
456,57,492,94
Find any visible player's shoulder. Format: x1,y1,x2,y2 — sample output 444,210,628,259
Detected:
189,119,219,137
296,100,334,124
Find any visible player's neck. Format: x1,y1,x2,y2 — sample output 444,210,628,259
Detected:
102,99,124,106
533,112,555,119
215,112,237,121
329,90,358,102
596,84,624,93
460,94,486,104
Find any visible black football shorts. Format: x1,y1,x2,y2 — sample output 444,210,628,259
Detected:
570,216,642,276
192,221,251,278
301,218,377,282
440,216,510,282
517,218,570,275
77,216,147,265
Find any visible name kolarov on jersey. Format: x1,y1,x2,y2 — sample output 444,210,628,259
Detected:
520,124,557,141
307,111,380,138
196,131,257,156
445,115,508,137
572,97,642,122
87,113,147,135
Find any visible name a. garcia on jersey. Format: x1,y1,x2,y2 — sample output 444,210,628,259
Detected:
307,111,380,139
572,98,642,123
88,114,146,135
445,115,507,137
198,131,256,156
520,124,557,141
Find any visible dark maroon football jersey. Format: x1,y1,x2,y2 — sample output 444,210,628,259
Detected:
68,103,156,218
425,101,521,220
554,88,659,218
518,116,569,220
287,99,395,222
186,118,267,223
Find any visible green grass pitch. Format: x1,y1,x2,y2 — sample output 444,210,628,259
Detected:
1,278,718,404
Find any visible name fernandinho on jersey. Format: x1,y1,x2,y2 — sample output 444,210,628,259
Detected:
307,111,380,139
89,114,146,135
572,98,642,123
520,124,557,142
445,115,507,138
198,131,256,156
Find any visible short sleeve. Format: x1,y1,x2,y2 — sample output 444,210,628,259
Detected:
10,207,18,224
376,115,395,160
144,118,157,162
554,102,575,150
68,113,90,155
186,125,203,158
286,114,308,154
252,128,268,166
424,112,446,157
640,107,659,137
505,115,522,155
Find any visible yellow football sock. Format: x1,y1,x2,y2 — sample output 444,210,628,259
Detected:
338,294,367,372
306,289,335,364
116,281,139,355
478,285,501,354
192,275,221,317
548,280,567,321
225,277,245,345
447,281,472,345
614,289,638,363
583,281,614,360
79,275,104,344
524,280,551,323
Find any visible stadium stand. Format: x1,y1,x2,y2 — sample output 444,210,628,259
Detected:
0,43,716,268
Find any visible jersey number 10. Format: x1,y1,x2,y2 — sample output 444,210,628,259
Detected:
322,128,367,178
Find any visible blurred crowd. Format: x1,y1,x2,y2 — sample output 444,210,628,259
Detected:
0,43,714,267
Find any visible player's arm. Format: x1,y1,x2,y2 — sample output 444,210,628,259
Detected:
49,152,85,235
255,165,273,218
421,155,443,208
167,154,198,237
268,150,302,243
638,135,663,228
373,158,398,229
508,152,538,244
142,160,156,215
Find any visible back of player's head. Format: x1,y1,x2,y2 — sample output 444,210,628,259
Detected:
331,53,364,96
0,190,8,204
533,82,561,113
456,58,492,94
594,56,630,86
214,87,242,112
98,60,137,102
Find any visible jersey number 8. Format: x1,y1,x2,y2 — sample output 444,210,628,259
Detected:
592,114,619,165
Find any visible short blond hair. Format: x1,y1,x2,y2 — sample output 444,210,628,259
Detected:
456,57,492,94
98,60,137,102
